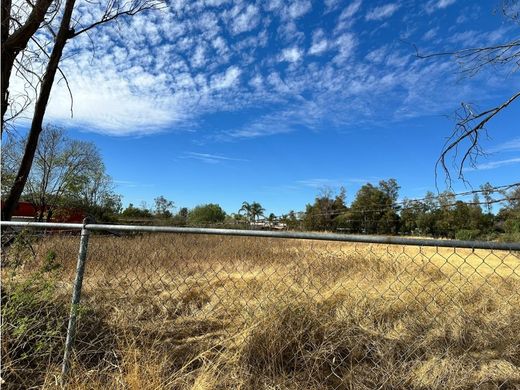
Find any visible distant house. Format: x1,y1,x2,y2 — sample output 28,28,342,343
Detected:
1,201,85,223
249,220,288,230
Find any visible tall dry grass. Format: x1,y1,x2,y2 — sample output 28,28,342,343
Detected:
2,232,520,389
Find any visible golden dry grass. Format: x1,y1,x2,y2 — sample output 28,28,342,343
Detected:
2,233,520,389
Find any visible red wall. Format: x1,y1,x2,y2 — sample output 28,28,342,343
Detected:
1,201,85,223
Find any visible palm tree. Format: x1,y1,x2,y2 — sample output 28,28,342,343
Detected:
250,202,265,222
239,201,265,223
239,201,253,222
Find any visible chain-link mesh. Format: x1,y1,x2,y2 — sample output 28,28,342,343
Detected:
2,227,519,389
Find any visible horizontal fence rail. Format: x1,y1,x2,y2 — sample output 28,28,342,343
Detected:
1,220,519,389
2,221,520,250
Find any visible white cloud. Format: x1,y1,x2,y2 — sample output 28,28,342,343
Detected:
296,178,346,189
211,66,241,89
466,158,520,171
46,71,186,136
365,3,400,21
309,39,329,55
279,47,303,62
423,27,439,40
7,0,517,143
181,152,248,164
324,0,341,12
286,0,312,19
333,33,357,62
229,4,260,35
340,0,363,20
191,44,207,68
309,29,329,55
425,0,456,13
490,138,520,153
366,45,388,63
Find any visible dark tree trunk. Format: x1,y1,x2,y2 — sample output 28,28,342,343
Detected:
1,0,12,129
2,0,76,221
1,0,54,134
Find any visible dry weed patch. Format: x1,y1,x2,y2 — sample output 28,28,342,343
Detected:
2,233,519,389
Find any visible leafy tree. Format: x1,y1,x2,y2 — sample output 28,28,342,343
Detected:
1,125,114,221
188,204,226,225
400,199,427,235
171,207,189,226
121,203,152,219
303,187,347,231
349,180,400,234
280,210,301,230
154,196,174,218
498,186,520,237
1,0,163,220
480,182,495,214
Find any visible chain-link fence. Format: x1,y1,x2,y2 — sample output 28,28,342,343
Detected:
1,221,520,389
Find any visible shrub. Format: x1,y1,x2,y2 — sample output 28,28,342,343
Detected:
455,229,481,241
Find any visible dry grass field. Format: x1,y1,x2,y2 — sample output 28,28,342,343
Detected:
2,232,520,389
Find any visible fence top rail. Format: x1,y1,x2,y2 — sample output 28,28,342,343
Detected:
1,221,519,251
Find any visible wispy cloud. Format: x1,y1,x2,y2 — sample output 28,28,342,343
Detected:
279,46,303,62
465,157,520,171
114,180,155,188
490,138,520,153
365,3,400,21
347,177,381,184
425,0,456,13
7,0,516,141
180,152,248,164
296,178,347,189
285,0,312,19
339,0,363,19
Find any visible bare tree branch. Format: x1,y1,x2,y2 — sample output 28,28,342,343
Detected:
436,91,520,186
30,35,74,118
71,1,164,38
410,2,520,187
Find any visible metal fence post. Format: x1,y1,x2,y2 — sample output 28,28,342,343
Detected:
61,218,91,380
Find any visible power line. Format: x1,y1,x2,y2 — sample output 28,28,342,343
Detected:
292,183,520,219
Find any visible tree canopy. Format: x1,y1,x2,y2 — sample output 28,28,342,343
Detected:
188,204,226,225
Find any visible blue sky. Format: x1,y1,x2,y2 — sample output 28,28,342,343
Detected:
12,0,520,215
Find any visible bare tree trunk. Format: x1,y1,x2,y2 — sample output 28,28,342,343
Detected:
1,0,14,131
1,0,54,133
2,0,76,221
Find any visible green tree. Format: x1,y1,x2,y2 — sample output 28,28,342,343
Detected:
303,187,347,231
480,182,495,214
239,201,265,223
121,203,152,219
498,186,520,238
1,1,162,221
239,201,253,221
250,202,265,222
400,199,427,235
1,126,115,221
281,210,301,230
154,196,174,218
171,207,189,226
349,180,400,234
188,204,226,225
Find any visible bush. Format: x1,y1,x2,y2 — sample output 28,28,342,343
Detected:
188,203,226,225
1,246,114,388
1,269,69,386
455,229,481,241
